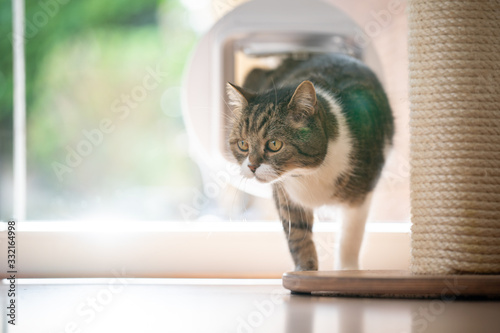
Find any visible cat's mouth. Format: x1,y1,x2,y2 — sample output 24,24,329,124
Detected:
240,161,281,183
241,170,279,184
254,172,284,184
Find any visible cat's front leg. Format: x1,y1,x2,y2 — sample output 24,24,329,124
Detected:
335,193,373,270
273,186,318,271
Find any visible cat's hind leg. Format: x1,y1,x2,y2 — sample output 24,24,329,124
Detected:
335,193,373,270
273,186,318,271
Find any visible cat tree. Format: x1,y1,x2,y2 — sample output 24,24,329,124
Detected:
283,0,500,297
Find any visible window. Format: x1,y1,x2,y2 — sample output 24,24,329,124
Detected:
0,0,410,278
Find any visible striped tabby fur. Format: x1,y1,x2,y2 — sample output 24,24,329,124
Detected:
227,54,394,271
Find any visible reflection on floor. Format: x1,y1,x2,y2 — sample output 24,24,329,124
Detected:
1,279,499,333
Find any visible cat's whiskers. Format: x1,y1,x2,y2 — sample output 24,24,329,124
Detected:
221,95,239,119
291,178,317,242
272,78,278,114
222,115,238,132
274,181,283,228
277,182,292,240
230,176,246,222
293,176,317,206
242,178,249,222
221,96,240,133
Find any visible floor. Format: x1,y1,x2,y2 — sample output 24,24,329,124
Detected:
1,279,499,333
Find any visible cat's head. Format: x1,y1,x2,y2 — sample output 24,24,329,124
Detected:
227,80,330,183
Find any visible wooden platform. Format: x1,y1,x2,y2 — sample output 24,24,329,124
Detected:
282,270,500,298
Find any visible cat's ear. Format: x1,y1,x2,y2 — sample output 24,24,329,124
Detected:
226,82,255,116
288,80,317,118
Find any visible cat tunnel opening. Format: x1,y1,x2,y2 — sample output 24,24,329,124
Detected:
409,0,500,274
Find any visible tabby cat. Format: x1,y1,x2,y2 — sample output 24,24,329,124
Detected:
227,53,394,270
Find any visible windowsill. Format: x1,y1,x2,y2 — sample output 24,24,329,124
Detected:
0,221,411,279
0,220,410,232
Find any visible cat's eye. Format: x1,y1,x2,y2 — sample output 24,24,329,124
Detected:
237,140,249,152
267,140,283,152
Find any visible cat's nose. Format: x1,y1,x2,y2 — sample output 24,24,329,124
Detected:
248,163,259,173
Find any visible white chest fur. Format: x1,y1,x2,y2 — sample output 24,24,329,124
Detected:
282,87,353,209
283,137,352,208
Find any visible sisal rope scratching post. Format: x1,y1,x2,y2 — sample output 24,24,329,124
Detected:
409,0,500,274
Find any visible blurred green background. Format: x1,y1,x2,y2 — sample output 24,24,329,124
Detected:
0,0,210,220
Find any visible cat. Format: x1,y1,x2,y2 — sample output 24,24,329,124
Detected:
227,53,394,271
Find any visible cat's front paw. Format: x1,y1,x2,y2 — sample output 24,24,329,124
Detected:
294,259,318,271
